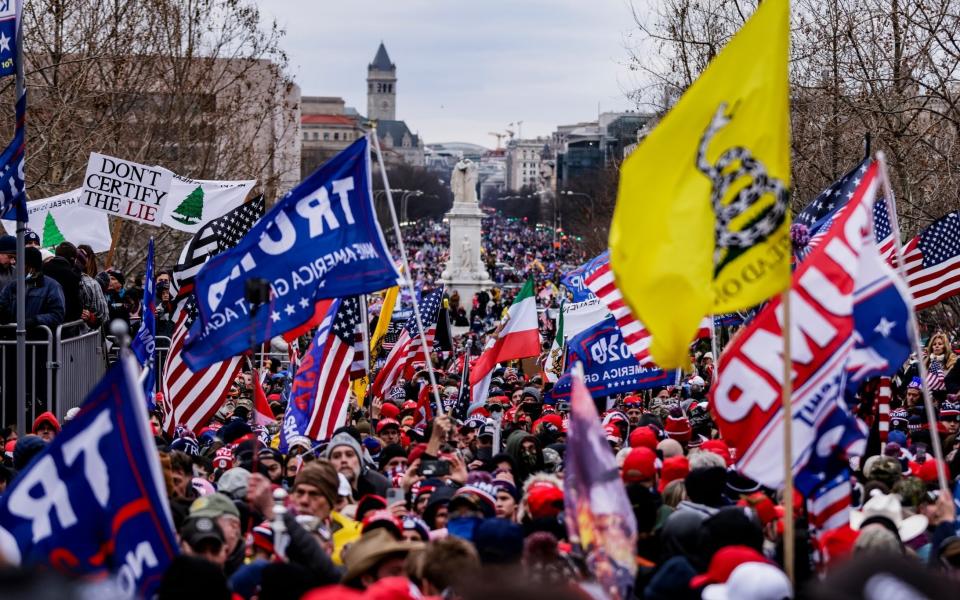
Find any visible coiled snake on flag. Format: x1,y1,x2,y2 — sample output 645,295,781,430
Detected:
696,103,788,271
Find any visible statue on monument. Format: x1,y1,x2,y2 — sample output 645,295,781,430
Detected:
450,158,479,205
459,235,472,272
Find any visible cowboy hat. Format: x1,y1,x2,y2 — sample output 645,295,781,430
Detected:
849,490,927,542
341,528,423,585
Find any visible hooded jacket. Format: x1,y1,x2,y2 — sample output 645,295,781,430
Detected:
0,273,65,332
505,430,545,483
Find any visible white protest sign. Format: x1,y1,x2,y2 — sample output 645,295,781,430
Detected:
1,188,112,252
81,153,172,227
562,296,610,338
162,175,256,233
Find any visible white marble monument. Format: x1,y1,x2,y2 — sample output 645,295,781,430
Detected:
442,158,492,303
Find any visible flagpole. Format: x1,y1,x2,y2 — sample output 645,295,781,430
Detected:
369,130,443,412
876,151,949,491
358,293,371,415
14,0,25,434
709,314,719,367
781,289,795,585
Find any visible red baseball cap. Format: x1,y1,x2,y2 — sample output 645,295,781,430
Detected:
379,402,401,420
629,426,658,451
526,482,564,519
622,447,657,484
658,455,690,492
376,418,400,434
689,545,769,588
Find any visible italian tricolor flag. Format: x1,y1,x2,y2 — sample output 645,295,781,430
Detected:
469,279,541,386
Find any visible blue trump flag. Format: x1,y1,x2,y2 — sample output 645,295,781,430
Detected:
280,298,338,452
548,315,677,400
184,136,400,370
131,238,156,404
0,355,178,597
561,250,609,302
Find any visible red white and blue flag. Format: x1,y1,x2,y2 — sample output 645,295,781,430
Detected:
901,212,960,311
282,297,363,446
808,471,853,531
710,162,912,496
369,287,444,400
585,255,709,367
795,158,896,264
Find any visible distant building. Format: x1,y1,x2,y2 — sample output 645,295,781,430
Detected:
366,43,424,167
505,137,550,191
300,43,425,176
300,96,365,177
478,149,507,201
367,42,397,121
554,111,653,188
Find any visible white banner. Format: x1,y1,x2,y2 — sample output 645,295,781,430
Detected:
81,152,172,227
1,188,112,252
562,297,610,338
162,175,256,233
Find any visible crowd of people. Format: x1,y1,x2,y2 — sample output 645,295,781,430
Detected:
0,215,958,599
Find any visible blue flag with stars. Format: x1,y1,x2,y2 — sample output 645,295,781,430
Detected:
184,136,400,371
131,238,156,405
546,315,677,401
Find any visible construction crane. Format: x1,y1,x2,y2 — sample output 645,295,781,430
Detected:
488,131,506,150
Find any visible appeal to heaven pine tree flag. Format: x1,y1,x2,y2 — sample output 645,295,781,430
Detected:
161,174,256,234
609,0,791,369
1,188,112,252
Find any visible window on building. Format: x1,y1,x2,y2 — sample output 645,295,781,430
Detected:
312,132,318,140
324,132,329,140
334,132,340,140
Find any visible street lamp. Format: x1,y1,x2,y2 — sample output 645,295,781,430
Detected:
560,190,594,224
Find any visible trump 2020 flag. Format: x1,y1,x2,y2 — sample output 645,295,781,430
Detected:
609,0,790,369
564,365,637,600
131,238,156,403
0,355,178,597
709,162,908,492
184,136,400,370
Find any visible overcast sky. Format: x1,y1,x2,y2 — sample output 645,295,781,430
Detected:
260,1,643,148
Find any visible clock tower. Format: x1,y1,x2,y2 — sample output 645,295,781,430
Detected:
367,42,397,121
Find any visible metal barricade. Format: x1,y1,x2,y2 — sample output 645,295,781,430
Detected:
0,324,54,429
54,321,107,421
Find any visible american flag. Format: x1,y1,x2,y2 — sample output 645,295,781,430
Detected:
926,358,946,391
369,287,444,399
808,471,853,532
795,160,896,263
162,198,264,434
584,259,709,367
902,212,960,310
295,297,363,440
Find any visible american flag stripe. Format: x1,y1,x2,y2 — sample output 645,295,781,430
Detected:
162,306,242,433
162,198,264,434
877,376,891,442
585,263,654,366
586,262,711,366
305,315,352,439
809,473,852,531
370,288,444,398
371,331,412,398
900,212,960,310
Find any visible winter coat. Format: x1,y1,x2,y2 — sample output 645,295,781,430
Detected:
42,257,82,322
0,272,65,333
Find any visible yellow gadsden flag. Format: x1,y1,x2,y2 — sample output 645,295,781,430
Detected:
609,0,791,369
